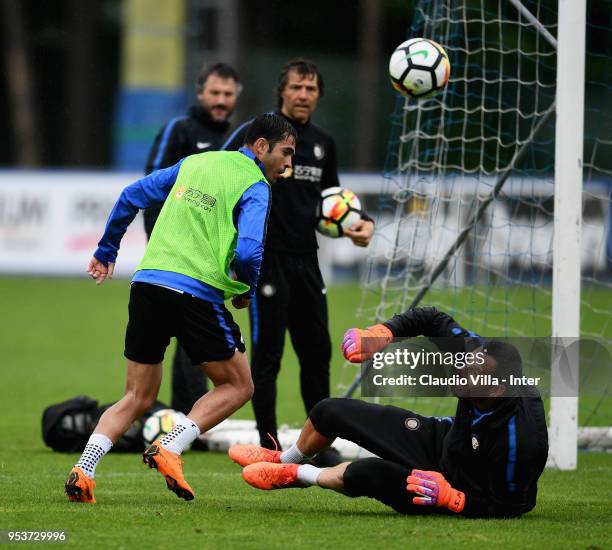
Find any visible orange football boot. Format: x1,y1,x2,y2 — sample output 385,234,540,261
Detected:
143,442,195,501
242,463,301,490
228,444,282,467
65,467,96,503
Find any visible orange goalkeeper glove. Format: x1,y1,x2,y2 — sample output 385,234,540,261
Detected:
341,324,393,363
406,469,465,513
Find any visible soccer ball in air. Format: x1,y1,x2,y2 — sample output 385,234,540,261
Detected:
389,38,450,98
142,409,191,450
316,187,362,238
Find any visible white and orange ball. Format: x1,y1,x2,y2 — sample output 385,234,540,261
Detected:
316,187,362,238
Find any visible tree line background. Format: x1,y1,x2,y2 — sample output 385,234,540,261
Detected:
0,0,609,171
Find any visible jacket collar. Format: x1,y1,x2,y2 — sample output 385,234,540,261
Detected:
188,104,231,133
276,110,311,130
238,146,267,180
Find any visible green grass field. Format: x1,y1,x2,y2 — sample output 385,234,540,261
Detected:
1,277,611,549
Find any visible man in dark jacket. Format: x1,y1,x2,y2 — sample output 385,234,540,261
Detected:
228,307,549,519
223,59,374,459
144,62,241,416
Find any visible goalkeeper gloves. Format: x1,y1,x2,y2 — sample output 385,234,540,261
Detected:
406,469,465,513
341,324,393,363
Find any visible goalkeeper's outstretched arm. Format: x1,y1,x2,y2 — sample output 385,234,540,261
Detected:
342,306,481,363
382,306,470,338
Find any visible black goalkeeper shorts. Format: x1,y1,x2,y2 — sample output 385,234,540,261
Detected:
310,398,453,469
124,282,245,365
310,398,455,515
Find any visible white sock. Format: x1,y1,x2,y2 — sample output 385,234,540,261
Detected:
280,443,309,464
159,416,200,455
75,433,113,478
297,464,322,486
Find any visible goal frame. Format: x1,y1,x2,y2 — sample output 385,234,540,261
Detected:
549,0,586,471
342,0,589,470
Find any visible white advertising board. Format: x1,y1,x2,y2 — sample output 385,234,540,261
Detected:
1,171,609,281
0,171,382,279
0,171,146,277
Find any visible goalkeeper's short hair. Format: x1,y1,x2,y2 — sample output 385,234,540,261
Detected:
486,341,523,380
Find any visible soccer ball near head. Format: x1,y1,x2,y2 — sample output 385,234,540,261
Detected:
316,187,362,238
142,409,191,450
389,38,450,98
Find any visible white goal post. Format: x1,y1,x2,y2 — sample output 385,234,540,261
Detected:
549,0,586,470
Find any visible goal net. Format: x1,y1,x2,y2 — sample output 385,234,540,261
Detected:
340,0,612,467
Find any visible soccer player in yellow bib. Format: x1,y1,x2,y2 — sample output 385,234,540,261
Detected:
64,114,296,503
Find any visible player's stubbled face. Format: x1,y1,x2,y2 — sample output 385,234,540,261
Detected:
261,137,296,182
280,71,320,124
198,75,239,122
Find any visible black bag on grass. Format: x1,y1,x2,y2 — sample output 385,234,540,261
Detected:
42,395,167,453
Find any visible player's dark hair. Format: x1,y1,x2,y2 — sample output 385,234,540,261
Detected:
244,113,297,149
196,62,241,93
276,58,324,109
485,341,523,380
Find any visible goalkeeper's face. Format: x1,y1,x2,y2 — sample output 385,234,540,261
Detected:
452,351,506,400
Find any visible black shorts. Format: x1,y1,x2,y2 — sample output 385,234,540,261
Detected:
124,282,245,365
310,398,453,470
310,398,454,514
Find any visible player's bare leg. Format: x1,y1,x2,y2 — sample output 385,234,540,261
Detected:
187,350,254,431
144,350,254,500
316,462,350,492
66,361,162,503
294,419,334,456
96,361,163,440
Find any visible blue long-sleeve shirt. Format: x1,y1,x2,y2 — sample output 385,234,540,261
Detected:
94,147,270,303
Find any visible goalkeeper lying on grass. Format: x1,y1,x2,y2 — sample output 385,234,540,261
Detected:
229,307,548,518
